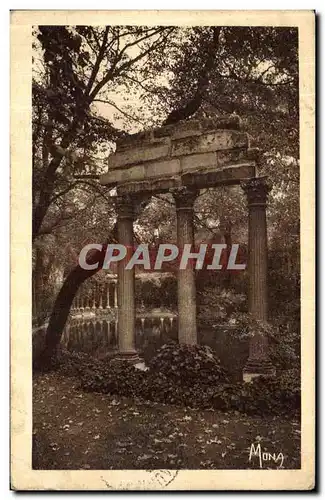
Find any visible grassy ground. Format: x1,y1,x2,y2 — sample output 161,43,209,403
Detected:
33,372,301,470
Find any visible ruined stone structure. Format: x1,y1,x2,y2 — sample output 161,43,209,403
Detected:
100,116,274,380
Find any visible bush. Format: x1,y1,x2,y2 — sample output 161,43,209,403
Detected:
236,373,300,417
135,274,177,309
57,346,300,417
79,359,147,397
57,349,100,376
277,368,301,392
269,341,299,371
148,343,229,385
225,313,299,371
197,287,247,328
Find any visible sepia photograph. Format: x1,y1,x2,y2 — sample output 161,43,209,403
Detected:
10,10,315,491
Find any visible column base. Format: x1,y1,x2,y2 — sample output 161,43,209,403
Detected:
243,359,276,382
112,351,143,365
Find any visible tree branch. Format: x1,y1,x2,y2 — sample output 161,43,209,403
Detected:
93,98,146,125
49,182,79,204
124,74,154,94
117,27,166,61
85,26,110,97
89,28,173,102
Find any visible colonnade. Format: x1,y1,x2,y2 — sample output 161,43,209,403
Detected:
115,177,275,378
70,280,118,312
68,176,274,379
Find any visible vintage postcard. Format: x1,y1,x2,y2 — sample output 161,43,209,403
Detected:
11,10,315,490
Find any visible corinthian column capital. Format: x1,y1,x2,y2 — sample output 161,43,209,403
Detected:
116,194,151,219
115,195,136,220
241,176,272,207
171,187,198,211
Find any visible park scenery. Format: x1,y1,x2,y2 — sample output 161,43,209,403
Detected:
32,24,301,471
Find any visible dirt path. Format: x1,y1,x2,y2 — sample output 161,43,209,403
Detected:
33,372,301,470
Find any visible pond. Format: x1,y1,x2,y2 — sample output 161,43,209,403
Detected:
33,310,248,380
61,310,178,360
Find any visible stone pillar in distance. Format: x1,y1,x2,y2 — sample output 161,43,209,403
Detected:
106,284,110,309
241,176,275,381
114,281,118,308
116,195,140,362
98,285,103,309
173,187,198,345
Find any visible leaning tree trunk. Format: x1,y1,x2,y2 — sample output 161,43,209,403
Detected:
34,228,117,370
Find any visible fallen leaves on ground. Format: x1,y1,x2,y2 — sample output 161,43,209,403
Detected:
33,372,301,470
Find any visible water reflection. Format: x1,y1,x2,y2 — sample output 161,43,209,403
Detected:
61,313,178,358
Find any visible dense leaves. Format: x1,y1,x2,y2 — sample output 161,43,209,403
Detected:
148,343,228,384
56,345,299,417
79,359,147,398
233,373,300,417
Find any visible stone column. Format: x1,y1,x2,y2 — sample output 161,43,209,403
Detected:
107,320,111,345
98,285,103,309
116,196,140,362
173,187,198,345
241,176,275,381
114,282,118,308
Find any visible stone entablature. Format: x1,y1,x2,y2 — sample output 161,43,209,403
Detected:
100,116,258,194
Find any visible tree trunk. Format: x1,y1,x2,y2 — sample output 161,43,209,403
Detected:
37,265,99,368
33,246,45,324
34,229,117,370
